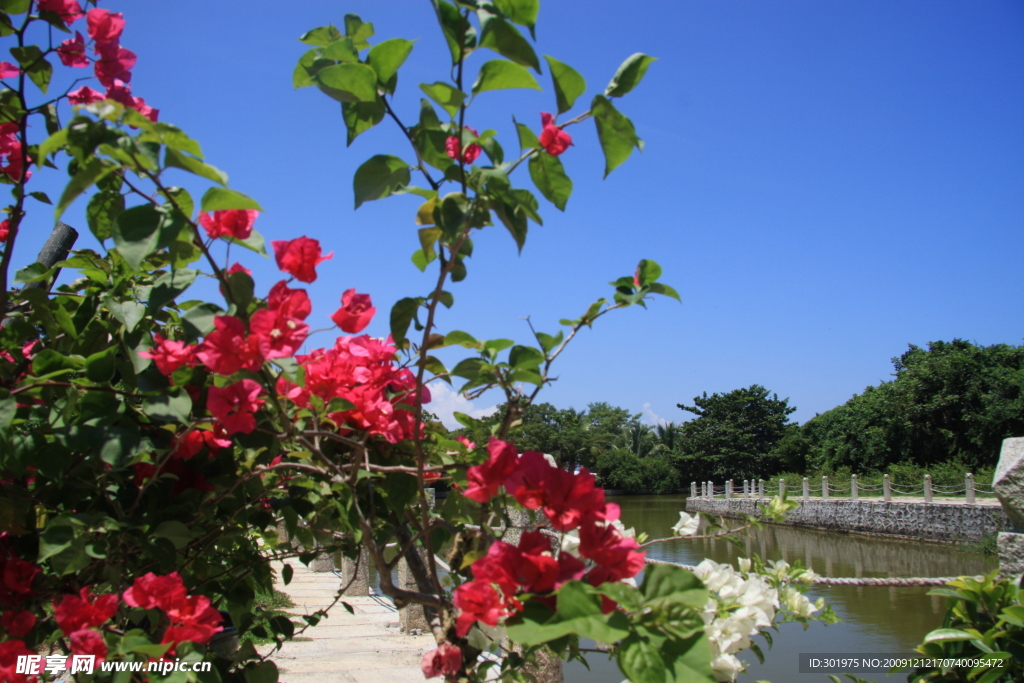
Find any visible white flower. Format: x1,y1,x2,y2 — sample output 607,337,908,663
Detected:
780,586,820,618
610,518,637,539
694,559,742,594
736,576,778,626
560,530,580,558
736,557,751,573
671,511,699,537
710,653,745,682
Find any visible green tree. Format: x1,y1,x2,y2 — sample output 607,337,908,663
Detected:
676,385,797,480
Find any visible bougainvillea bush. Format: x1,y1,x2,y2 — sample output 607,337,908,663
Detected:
0,2,831,682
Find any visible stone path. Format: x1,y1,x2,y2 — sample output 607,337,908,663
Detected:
262,561,435,683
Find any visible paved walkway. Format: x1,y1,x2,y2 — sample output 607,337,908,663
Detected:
263,561,435,683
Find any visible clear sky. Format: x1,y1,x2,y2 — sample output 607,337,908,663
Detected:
12,0,1024,429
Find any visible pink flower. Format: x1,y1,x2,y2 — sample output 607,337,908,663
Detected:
53,588,118,634
57,32,89,68
102,80,156,122
421,642,462,679
330,289,375,333
68,86,104,105
0,219,8,242
445,125,481,164
123,572,187,611
93,42,136,88
70,629,107,662
0,609,35,638
538,112,572,156
0,62,18,79
463,438,520,503
453,581,508,637
194,316,262,375
227,262,252,277
266,281,311,320
272,237,332,283
456,435,476,450
86,9,125,43
36,0,84,25
0,639,36,682
207,379,264,435
249,308,309,360
139,333,196,376
199,209,258,240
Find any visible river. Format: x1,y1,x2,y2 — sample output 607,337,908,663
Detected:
563,494,998,683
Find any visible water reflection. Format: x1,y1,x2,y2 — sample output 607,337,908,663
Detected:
563,495,997,683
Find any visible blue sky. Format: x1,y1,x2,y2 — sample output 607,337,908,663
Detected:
12,1,1024,429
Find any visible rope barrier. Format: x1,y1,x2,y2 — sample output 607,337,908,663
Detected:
644,558,979,587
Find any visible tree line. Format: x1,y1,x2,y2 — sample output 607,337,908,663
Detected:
458,340,1024,492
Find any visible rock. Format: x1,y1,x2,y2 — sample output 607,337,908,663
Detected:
994,437,1024,530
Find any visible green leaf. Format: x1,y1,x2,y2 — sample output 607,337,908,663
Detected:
85,346,118,383
390,297,423,346
28,190,51,205
149,269,198,311
299,25,343,47
153,520,192,550
165,148,228,186
430,0,476,65
36,127,67,163
618,634,667,683
113,204,164,271
515,119,540,150
591,94,642,177
0,395,15,433
353,155,411,209
87,207,123,251
341,99,385,146
244,661,279,683
201,187,262,212
445,330,479,348
272,357,305,387
322,38,359,63
10,45,51,93
640,564,709,610
282,564,294,585
181,302,224,340
528,152,572,210
316,63,379,103
508,345,544,369
164,186,194,222
56,157,117,219
494,0,539,35
648,282,681,302
38,521,75,562
472,59,541,94
477,14,540,72
637,259,662,285
106,298,146,334
491,198,528,252
544,55,586,114
368,38,415,92
13,262,50,284
141,388,192,424
605,53,657,98
419,82,466,118
344,14,375,50
923,628,977,643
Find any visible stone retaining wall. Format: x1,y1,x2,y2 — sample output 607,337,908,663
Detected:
685,497,1010,542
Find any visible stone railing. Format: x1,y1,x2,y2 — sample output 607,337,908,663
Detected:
691,472,994,503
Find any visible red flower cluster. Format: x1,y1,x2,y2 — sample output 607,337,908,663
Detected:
46,3,158,122
445,125,481,164
452,439,645,636
0,639,35,683
0,122,31,183
330,289,375,333
139,333,197,376
53,587,118,662
538,112,572,156
123,572,222,652
276,334,429,444
199,209,259,240
272,237,332,283
421,642,462,679
0,62,17,79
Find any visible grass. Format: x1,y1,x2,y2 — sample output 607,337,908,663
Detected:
240,588,296,645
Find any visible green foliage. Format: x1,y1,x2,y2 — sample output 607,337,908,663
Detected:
802,340,1024,472
676,385,797,481
906,572,1024,682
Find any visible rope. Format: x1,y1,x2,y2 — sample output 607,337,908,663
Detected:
643,558,980,587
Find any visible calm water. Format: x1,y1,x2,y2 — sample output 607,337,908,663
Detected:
565,495,997,683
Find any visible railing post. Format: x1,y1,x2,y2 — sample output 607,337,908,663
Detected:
725,480,732,500
822,476,829,500
802,477,809,501
779,478,785,498
883,474,891,502
691,482,697,498
966,473,975,505
758,479,765,498
851,474,858,500
743,480,749,499
924,474,933,503
700,482,706,498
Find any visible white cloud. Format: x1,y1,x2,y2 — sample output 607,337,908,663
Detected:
425,381,499,430
642,402,668,426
